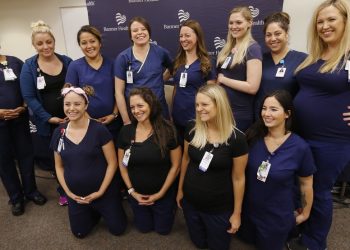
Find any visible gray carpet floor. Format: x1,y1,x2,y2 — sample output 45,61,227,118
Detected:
0,169,349,250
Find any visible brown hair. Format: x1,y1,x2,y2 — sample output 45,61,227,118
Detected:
77,25,102,44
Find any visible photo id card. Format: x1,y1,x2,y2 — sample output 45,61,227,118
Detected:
221,56,232,69
257,160,271,182
179,72,187,87
199,151,213,172
3,68,17,81
122,148,131,167
275,67,286,78
126,70,133,84
36,76,46,90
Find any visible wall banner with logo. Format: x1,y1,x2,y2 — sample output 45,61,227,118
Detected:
86,0,284,59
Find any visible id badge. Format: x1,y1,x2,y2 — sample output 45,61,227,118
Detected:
257,160,271,182
126,70,133,84
275,67,286,78
57,137,65,153
179,72,187,87
199,151,213,172
3,68,17,81
221,56,231,69
37,76,46,90
345,60,350,70
122,148,131,167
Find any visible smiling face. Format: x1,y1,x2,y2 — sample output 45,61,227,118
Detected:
195,93,217,123
316,5,345,47
261,96,289,130
228,12,252,40
179,26,198,53
78,32,101,60
265,22,289,54
130,21,150,46
129,94,151,123
32,33,55,58
63,92,88,121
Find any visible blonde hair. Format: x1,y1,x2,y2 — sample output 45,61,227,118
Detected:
31,20,55,43
191,85,236,149
295,0,350,73
217,6,255,69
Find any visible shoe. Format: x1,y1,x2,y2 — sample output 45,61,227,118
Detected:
286,236,309,250
58,195,68,206
11,201,24,216
27,193,47,206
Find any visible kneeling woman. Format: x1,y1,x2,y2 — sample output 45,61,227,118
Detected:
240,90,315,250
117,87,181,235
50,84,126,238
177,84,248,250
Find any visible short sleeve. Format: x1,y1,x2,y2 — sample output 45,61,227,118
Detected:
184,121,196,142
65,61,80,86
96,122,113,146
161,47,173,70
297,143,317,177
114,51,129,80
167,126,179,150
246,42,262,61
230,129,249,157
116,124,133,149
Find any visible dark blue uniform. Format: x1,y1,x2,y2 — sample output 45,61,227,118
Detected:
218,42,262,131
239,133,316,250
114,44,173,119
254,50,307,118
294,59,350,250
50,120,126,237
0,56,40,204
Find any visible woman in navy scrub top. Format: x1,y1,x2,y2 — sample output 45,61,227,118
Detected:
177,84,248,250
65,25,121,144
240,90,315,250
115,16,172,124
216,6,262,132
20,20,72,206
51,85,126,238
292,1,350,249
172,19,216,144
0,51,46,216
254,12,307,119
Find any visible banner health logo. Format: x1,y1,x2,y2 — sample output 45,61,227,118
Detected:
208,36,226,56
178,9,190,23
86,1,95,6
248,6,264,26
116,13,127,25
164,9,190,30
150,39,158,45
104,12,128,32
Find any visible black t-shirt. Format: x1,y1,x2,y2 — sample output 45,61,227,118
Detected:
183,123,248,213
117,123,178,195
39,67,66,118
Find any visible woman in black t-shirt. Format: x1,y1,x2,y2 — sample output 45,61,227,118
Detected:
177,84,248,250
117,87,181,235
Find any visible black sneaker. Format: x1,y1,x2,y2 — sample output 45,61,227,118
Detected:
11,201,24,216
286,236,309,250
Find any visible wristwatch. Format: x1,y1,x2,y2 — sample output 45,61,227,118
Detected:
112,112,118,119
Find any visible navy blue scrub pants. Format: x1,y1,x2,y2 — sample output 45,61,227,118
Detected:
302,141,350,250
67,187,127,238
128,187,176,235
0,114,39,204
181,198,232,250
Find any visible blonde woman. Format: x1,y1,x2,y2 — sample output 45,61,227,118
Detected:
290,0,350,249
217,6,262,131
177,84,248,250
20,20,72,205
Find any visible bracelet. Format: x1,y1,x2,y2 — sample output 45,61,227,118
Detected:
112,112,118,119
127,187,135,195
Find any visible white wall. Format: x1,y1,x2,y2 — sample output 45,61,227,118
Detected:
0,0,325,60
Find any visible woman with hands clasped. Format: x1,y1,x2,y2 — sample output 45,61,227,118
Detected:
117,87,181,235
239,90,315,250
50,84,126,238
177,84,248,250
